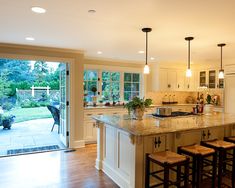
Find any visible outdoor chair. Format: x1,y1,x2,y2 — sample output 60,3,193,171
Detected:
47,105,60,133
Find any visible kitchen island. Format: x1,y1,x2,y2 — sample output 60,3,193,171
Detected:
93,112,235,188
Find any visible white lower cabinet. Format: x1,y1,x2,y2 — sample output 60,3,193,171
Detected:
201,127,225,141
84,107,127,143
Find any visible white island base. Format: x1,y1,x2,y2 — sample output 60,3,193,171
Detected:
94,113,235,188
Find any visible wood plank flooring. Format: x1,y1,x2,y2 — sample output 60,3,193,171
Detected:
0,144,119,188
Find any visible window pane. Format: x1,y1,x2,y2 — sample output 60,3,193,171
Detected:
124,92,131,101
111,72,120,81
83,82,88,92
124,83,131,91
88,81,97,92
124,73,131,82
87,71,98,81
133,74,140,82
132,83,139,91
111,91,120,102
102,71,110,81
131,92,139,99
111,82,120,92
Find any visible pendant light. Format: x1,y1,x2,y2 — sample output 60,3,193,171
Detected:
185,37,194,77
142,28,152,74
218,43,226,79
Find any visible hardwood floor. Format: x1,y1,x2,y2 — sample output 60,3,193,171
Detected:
0,144,119,188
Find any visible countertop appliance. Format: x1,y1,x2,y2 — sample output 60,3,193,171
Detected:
152,111,195,118
156,107,172,116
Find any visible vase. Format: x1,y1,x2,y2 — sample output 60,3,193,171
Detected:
204,104,214,114
133,108,144,120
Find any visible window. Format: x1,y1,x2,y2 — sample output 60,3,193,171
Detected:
102,71,120,102
124,73,140,101
83,70,98,102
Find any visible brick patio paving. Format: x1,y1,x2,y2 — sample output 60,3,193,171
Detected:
0,118,65,156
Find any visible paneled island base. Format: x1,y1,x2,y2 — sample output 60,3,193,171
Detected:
93,113,235,188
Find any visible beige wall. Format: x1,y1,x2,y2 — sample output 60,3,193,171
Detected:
0,43,84,148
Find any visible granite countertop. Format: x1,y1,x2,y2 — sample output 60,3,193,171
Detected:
92,112,235,136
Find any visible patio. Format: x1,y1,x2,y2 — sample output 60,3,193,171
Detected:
0,118,65,156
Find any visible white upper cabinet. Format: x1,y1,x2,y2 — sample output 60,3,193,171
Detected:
153,68,196,91
176,70,185,91
198,69,224,89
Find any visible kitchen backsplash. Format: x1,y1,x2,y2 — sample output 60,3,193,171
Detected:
146,90,224,106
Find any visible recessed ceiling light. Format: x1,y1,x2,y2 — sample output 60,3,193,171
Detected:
138,50,145,54
150,57,155,60
31,6,46,14
88,9,96,13
97,51,102,54
25,37,35,41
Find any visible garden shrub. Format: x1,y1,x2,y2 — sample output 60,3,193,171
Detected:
21,99,40,108
2,102,14,111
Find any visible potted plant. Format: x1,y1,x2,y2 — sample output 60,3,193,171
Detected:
124,97,152,120
91,86,97,106
204,94,214,114
1,114,15,129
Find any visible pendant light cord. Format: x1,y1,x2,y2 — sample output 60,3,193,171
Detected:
220,46,223,69
145,31,148,65
188,40,190,69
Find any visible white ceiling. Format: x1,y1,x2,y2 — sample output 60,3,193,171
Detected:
0,0,235,65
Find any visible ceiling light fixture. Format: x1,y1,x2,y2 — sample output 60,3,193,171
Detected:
25,37,35,41
97,51,102,54
150,57,155,60
142,27,152,74
185,37,194,77
31,6,46,14
218,43,226,79
88,9,96,13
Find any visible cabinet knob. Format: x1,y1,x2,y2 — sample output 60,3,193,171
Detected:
178,84,180,88
168,84,171,88
157,137,162,147
154,137,158,148
207,130,211,139
202,131,206,140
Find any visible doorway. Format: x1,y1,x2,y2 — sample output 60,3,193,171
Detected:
0,59,70,156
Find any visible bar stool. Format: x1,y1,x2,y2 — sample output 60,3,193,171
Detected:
178,144,217,188
145,151,189,188
201,139,235,188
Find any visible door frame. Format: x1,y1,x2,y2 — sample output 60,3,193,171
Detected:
0,49,78,149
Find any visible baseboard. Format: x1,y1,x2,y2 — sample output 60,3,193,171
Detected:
95,159,102,170
102,161,130,188
71,140,85,148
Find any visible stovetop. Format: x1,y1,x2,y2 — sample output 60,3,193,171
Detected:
152,111,196,118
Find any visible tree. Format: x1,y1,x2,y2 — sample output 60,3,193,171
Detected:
32,61,49,84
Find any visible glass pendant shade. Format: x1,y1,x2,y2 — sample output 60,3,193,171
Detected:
218,69,224,79
185,37,194,78
144,64,150,74
186,68,192,77
142,28,152,75
217,43,226,79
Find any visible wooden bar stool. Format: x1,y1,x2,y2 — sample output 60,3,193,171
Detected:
145,151,189,188
201,139,235,188
178,144,217,188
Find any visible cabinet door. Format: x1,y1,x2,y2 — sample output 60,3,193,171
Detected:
153,135,166,152
176,71,185,91
208,70,216,88
159,69,168,90
199,71,207,87
168,70,177,90
201,127,225,141
84,121,97,142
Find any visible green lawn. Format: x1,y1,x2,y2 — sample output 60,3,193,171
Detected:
7,107,52,123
